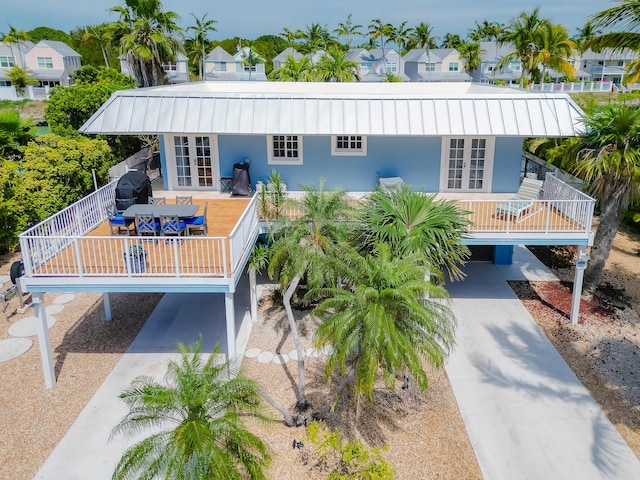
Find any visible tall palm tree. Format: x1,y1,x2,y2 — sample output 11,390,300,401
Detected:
268,181,353,409
82,24,114,68
368,19,393,60
310,243,456,418
587,0,640,52
334,14,363,48
314,48,360,82
356,186,470,281
441,33,463,49
299,23,334,54
110,0,183,87
388,21,413,55
1,25,29,67
458,41,483,74
566,104,640,296
110,339,271,480
535,23,576,82
468,20,504,42
240,46,265,80
279,27,300,48
408,22,439,81
186,13,217,80
573,21,602,54
268,55,315,81
498,7,551,87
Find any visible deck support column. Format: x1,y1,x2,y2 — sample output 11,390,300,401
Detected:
249,268,257,323
103,292,112,321
224,292,237,363
570,245,589,324
33,292,56,389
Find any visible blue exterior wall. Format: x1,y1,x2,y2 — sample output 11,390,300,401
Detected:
219,135,441,192
492,137,523,193
214,134,524,193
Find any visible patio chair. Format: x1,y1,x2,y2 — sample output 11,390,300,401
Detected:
148,196,166,205
106,202,132,235
175,195,193,205
159,214,186,236
135,213,159,236
185,202,208,236
495,178,544,224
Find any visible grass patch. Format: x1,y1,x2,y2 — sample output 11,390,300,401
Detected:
0,99,29,109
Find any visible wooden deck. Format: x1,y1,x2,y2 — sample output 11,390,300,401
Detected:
32,198,251,279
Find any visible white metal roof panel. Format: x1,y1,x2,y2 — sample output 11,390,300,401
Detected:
80,82,584,137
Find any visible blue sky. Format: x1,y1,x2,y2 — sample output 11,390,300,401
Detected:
4,0,609,41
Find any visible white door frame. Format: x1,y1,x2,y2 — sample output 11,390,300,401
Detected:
439,136,494,193
165,134,221,190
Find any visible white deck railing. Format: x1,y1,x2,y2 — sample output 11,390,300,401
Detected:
541,173,595,230
18,182,258,280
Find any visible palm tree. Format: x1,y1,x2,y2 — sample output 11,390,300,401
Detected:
299,23,334,54
368,19,393,60
110,339,271,480
573,21,602,54
1,25,29,68
334,14,363,48
310,243,456,419
458,41,483,74
314,48,360,82
566,104,640,296
498,7,551,87
408,22,439,81
240,46,265,80
82,24,114,68
388,21,413,55
535,23,576,83
186,13,217,80
468,20,504,42
268,55,315,81
356,186,470,281
441,33,463,49
587,0,640,52
268,181,353,409
0,109,35,161
110,0,183,87
279,27,300,48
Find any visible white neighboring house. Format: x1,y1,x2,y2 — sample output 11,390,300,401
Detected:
271,47,303,70
203,46,267,81
344,47,408,81
119,51,190,84
580,48,640,85
403,48,471,82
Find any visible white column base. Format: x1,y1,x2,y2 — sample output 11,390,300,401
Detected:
103,292,112,321
224,292,236,363
570,245,589,325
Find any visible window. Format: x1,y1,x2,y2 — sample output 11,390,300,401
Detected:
174,136,193,187
268,135,302,165
37,57,54,69
213,61,227,72
385,62,397,73
163,62,178,72
448,62,459,72
425,63,436,72
440,137,494,192
0,81,11,86
360,62,372,74
0,56,14,68
243,65,257,72
332,135,367,156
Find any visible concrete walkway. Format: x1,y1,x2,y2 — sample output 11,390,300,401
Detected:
445,256,640,480
34,276,252,480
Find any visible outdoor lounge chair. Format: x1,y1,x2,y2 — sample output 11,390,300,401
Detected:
495,178,544,224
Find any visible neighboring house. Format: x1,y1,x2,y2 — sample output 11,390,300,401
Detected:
580,48,640,85
119,51,189,84
403,48,471,82
21,81,594,388
345,47,408,81
0,40,80,87
473,41,523,84
203,46,267,81
271,47,303,70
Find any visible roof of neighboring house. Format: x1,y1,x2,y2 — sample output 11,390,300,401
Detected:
403,48,457,63
205,46,234,61
581,48,639,61
29,69,65,80
272,47,303,63
479,42,519,62
34,40,80,57
80,81,584,138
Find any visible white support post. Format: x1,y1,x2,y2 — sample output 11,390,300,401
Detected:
570,245,589,324
224,292,237,362
103,292,112,321
33,292,56,388
249,268,258,323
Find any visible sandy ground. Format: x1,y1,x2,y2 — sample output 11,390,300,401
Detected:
1,222,639,478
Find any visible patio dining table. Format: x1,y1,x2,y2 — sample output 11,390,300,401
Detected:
122,204,200,220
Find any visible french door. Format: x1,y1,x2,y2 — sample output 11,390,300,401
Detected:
172,135,220,189
440,137,494,192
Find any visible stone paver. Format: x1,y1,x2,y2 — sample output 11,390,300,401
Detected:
244,347,261,358
8,315,56,338
0,337,32,362
53,293,75,305
256,351,274,363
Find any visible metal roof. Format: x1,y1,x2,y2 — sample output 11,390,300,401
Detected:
80,81,584,137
